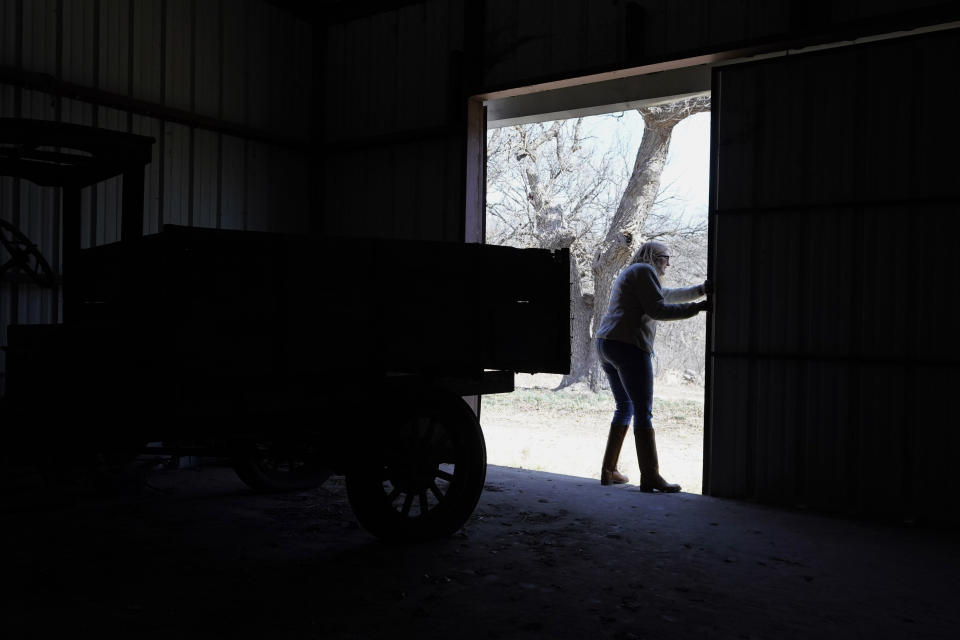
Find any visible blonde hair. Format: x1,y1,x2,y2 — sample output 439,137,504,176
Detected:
630,241,669,267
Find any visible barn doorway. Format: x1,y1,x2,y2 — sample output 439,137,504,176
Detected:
479,69,711,493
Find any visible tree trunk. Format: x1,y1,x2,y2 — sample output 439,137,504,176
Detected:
557,262,596,390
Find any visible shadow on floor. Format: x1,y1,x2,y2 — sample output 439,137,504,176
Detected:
1,462,957,639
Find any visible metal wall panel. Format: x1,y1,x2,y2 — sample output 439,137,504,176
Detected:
397,1,451,130
663,0,712,54
333,17,367,138
2,0,313,239
482,0,518,88
914,367,960,521
801,209,856,356
22,0,58,75
914,206,960,361
246,2,311,136
800,362,852,513
220,1,247,123
131,0,163,104
219,135,247,230
252,143,278,233
915,35,960,197
289,11,313,136
320,0,464,241
856,364,908,515
483,0,627,89
62,0,97,87
708,29,960,524
322,136,458,241
711,212,752,354
279,145,311,235
163,122,192,227
99,0,130,96
245,0,272,131
713,205,958,363
708,356,751,497
514,0,553,85
164,0,192,111
324,1,457,137
0,0,314,391
479,0,960,95
394,6,424,128
244,140,271,232
369,10,400,137
193,129,219,228
322,147,375,237
1,0,19,67
194,0,220,116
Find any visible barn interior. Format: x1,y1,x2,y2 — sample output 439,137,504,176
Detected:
2,1,960,638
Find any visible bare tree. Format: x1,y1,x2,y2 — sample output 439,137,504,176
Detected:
486,119,622,252
486,95,711,391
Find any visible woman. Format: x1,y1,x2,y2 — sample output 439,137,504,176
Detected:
595,241,710,492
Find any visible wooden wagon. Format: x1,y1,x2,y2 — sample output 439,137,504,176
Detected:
1,119,570,540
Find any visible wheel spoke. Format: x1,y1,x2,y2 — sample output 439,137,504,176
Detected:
436,469,454,482
401,492,414,517
419,490,429,515
429,481,444,502
386,485,401,502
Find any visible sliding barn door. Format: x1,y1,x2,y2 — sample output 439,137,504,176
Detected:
706,28,960,524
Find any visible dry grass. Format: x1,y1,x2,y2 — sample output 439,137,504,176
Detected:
480,373,706,493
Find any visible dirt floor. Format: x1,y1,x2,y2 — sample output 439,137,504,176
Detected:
3,456,959,639
483,373,706,493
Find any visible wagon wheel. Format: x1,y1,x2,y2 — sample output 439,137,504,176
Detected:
0,218,58,288
233,438,331,493
345,391,486,541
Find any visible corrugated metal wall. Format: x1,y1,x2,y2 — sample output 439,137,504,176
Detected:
707,28,960,523
318,0,800,241
0,0,313,393
320,0,469,241
317,0,960,238
480,0,958,92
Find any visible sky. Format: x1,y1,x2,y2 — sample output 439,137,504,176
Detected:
582,109,711,224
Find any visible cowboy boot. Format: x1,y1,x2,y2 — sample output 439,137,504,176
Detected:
600,424,630,485
635,428,680,493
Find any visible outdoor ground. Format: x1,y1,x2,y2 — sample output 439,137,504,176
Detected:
483,373,706,493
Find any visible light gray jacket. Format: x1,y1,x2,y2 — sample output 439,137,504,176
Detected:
595,263,703,354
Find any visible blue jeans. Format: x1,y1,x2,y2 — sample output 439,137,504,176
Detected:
596,338,653,431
